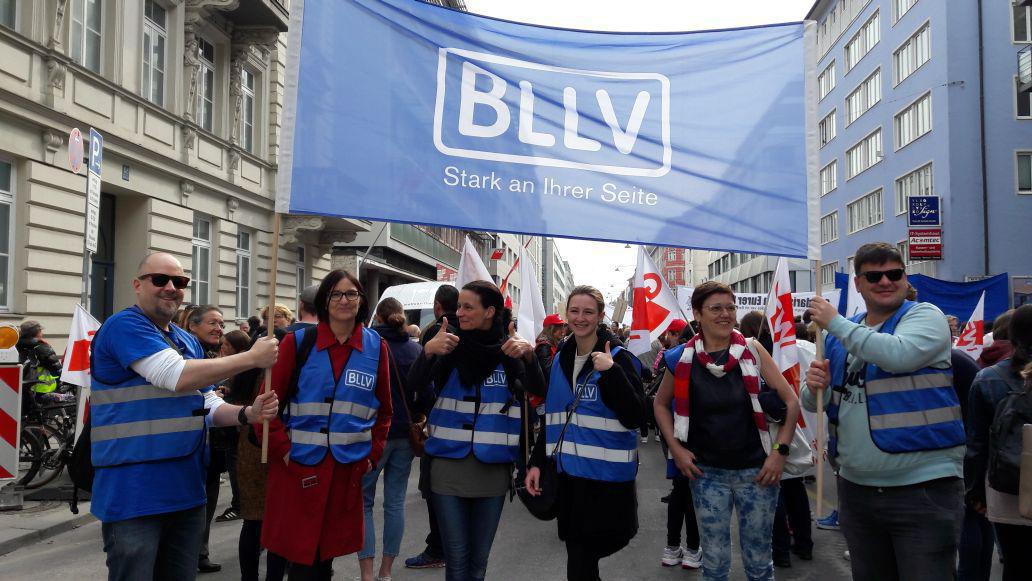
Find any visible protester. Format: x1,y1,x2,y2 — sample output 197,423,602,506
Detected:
977,309,1014,368
803,242,964,581
534,313,566,375
285,284,320,333
359,298,425,581
947,315,961,340
525,285,644,581
965,305,1032,581
654,283,800,581
246,315,262,338
262,304,294,330
238,319,251,336
214,327,252,526
17,320,64,395
90,252,279,580
220,329,251,359
406,284,459,570
258,269,393,578
411,280,543,581
953,347,992,581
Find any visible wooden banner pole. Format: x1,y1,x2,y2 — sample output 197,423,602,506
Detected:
813,258,826,519
261,212,283,464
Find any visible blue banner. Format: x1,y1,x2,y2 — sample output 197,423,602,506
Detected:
835,272,1010,322
278,0,817,258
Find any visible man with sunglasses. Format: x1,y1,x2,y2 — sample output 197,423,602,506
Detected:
90,252,282,580
801,242,964,581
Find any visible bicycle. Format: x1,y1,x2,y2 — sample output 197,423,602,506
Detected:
17,382,78,489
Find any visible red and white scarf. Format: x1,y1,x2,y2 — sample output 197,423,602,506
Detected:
672,330,771,454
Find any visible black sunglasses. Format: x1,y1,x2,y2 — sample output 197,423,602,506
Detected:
860,268,905,284
139,273,191,289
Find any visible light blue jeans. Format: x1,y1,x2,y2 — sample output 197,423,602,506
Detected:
359,438,415,559
690,465,780,581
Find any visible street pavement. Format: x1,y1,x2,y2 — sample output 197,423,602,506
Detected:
0,438,939,580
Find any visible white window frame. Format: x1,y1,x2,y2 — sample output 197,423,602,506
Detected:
191,216,212,305
845,68,882,125
819,109,837,148
1014,3,1032,44
70,0,102,73
847,188,885,234
818,61,836,102
895,162,933,215
296,246,306,290
894,91,932,150
236,229,252,319
846,256,855,276
821,211,839,244
0,157,14,311
240,68,256,153
892,0,918,24
893,21,930,86
142,0,167,107
820,160,838,196
846,128,883,180
821,262,839,290
197,37,217,132
844,11,880,73
1017,151,1032,195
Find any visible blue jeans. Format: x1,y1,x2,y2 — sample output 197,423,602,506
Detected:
101,505,206,581
690,465,779,581
359,438,415,559
431,493,506,581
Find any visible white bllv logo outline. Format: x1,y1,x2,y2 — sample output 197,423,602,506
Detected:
346,370,376,391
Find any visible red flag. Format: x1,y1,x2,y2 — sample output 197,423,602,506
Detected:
628,247,679,355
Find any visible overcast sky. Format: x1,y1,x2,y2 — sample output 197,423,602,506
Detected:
463,0,815,303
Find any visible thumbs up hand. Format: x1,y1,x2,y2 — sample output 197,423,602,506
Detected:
590,340,615,372
425,316,460,357
501,320,534,362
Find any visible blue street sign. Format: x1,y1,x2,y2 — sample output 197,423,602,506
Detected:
88,128,103,176
908,195,940,227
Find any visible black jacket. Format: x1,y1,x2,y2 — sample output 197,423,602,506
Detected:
373,324,424,439
17,337,63,378
419,312,458,346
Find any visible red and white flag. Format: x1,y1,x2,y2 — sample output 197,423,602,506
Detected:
955,291,986,359
61,304,100,442
628,247,679,355
456,236,492,289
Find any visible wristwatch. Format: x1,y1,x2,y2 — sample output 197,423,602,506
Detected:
774,442,790,456
238,406,250,426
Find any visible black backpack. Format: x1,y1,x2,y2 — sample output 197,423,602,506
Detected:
67,417,93,513
987,366,1032,496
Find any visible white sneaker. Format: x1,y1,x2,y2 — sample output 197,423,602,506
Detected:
655,434,661,442
843,550,850,561
661,545,684,566
641,436,649,444
681,546,703,569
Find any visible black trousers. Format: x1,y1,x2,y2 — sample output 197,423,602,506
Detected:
239,519,287,581
418,455,444,558
666,477,700,550
280,551,333,581
994,522,1032,581
772,477,813,558
199,457,222,561
566,536,627,581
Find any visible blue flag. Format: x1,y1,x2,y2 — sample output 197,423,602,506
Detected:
278,0,818,258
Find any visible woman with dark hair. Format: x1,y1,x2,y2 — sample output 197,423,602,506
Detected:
357,298,425,581
409,280,544,581
524,285,646,581
221,329,252,358
259,269,394,579
965,304,1032,581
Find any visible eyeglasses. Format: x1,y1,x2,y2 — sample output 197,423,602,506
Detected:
703,304,738,314
328,290,364,303
860,268,905,284
139,273,191,289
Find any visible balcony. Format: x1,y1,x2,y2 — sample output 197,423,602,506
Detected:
390,224,461,267
1020,44,1032,94
225,0,289,32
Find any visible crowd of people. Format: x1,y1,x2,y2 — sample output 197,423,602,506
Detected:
43,240,1032,581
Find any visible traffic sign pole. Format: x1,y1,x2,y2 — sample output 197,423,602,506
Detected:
81,129,103,313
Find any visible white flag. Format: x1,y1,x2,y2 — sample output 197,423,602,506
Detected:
955,291,986,359
456,236,492,289
764,258,799,375
61,304,101,443
517,246,546,342
628,246,679,355
845,274,864,317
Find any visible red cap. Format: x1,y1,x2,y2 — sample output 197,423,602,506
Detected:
667,319,688,334
543,314,566,327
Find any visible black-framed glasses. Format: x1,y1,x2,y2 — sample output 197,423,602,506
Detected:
139,273,191,289
860,268,905,284
329,290,364,303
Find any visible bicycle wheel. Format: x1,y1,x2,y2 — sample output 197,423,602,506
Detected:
21,424,66,489
17,426,43,486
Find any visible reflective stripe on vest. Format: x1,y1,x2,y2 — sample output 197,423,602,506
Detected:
424,365,520,464
544,346,638,482
286,327,382,465
825,300,965,456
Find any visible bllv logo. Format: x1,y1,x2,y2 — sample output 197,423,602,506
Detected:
345,370,375,391
483,369,507,387
581,383,599,402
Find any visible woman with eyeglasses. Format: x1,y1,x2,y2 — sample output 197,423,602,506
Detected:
408,280,543,581
653,282,800,581
258,269,394,579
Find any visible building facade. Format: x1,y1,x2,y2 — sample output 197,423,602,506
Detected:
705,252,814,294
541,237,574,313
808,0,1032,295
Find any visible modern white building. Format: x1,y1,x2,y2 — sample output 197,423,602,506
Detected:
541,237,574,313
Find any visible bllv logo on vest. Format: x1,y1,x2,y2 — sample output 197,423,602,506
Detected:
433,48,671,177
581,383,599,402
483,369,507,387
345,370,376,391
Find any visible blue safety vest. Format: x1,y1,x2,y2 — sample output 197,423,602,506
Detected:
826,300,964,457
544,346,638,482
424,365,520,464
286,327,382,465
90,308,207,468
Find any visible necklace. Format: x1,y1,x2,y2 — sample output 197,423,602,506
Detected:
711,348,730,366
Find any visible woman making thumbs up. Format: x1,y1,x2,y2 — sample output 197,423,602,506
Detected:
408,280,545,581
524,285,645,581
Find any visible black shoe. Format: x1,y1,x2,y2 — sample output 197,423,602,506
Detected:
773,554,792,568
792,546,813,561
660,494,670,504
215,507,241,522
198,557,222,574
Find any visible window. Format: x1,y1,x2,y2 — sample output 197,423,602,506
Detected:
895,93,931,149
893,0,917,23
1019,152,1032,194
821,211,839,244
818,61,836,101
894,24,930,85
846,129,882,179
821,262,838,289
1016,3,1031,43
197,38,216,132
0,0,14,29
70,0,102,73
847,189,884,233
236,230,252,319
240,68,256,153
819,110,837,147
0,159,12,308
845,11,880,72
142,0,167,106
816,0,874,58
1018,77,1032,119
845,69,881,125
191,217,212,305
895,163,932,214
296,246,306,290
820,160,838,196
846,256,855,275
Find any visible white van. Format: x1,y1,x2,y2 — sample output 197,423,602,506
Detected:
372,281,454,331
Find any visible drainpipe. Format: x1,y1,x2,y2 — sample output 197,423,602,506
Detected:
977,0,990,275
